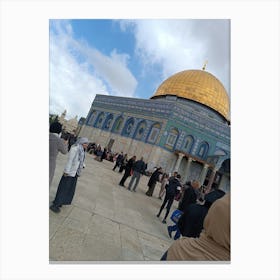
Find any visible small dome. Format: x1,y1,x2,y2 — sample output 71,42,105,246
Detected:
151,70,230,120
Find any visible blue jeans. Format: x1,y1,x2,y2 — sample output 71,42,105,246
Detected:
128,171,141,190
168,224,181,240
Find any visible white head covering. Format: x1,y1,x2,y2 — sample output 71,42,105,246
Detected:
74,137,88,176
76,137,89,145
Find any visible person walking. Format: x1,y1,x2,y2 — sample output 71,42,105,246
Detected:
49,137,89,213
119,156,136,187
128,157,146,192
146,167,163,197
119,154,128,173
49,121,68,187
158,173,169,199
113,152,123,171
156,174,182,223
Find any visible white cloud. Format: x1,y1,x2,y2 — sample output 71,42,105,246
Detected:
49,20,137,119
120,19,230,95
84,47,137,97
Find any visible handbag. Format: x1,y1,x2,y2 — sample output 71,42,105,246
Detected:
170,209,183,223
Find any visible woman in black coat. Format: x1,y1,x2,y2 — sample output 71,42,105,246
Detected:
146,167,163,197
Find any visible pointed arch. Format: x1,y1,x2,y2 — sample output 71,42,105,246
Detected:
183,135,194,153
196,141,210,159
147,122,161,144
133,120,147,140
103,113,114,130
94,112,105,128
86,110,96,126
122,117,135,137
112,115,124,133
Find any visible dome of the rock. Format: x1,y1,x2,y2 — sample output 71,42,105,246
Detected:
151,70,229,120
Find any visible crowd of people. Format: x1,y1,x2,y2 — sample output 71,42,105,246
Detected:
49,121,230,261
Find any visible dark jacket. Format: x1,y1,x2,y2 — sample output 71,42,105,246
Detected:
204,189,225,208
125,158,135,172
116,154,124,164
132,160,146,174
147,168,162,187
101,148,107,160
178,186,198,213
166,177,181,197
178,189,226,238
178,203,209,238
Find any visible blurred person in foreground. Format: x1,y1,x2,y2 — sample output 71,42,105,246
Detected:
161,193,230,261
49,121,68,187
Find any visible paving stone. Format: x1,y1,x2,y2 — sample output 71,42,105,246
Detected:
121,248,145,261
137,231,171,260
72,195,96,213
79,236,122,261
86,214,121,247
49,221,61,240
67,206,93,223
94,203,114,220
49,210,67,225
61,217,90,234
119,224,143,252
49,226,85,261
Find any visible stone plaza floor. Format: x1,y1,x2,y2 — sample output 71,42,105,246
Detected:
49,152,178,262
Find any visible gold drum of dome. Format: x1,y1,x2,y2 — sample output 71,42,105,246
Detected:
151,70,230,120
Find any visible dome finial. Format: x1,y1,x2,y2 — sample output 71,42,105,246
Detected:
202,60,208,71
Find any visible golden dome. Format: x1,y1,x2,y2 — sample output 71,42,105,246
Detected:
151,70,230,119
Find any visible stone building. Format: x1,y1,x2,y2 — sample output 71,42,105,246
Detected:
58,110,79,134
78,69,230,192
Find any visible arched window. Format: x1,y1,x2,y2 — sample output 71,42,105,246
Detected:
112,116,124,133
196,142,209,159
103,114,114,130
147,123,161,144
134,120,147,140
87,110,96,126
184,135,194,153
94,112,105,128
165,128,179,148
122,117,135,137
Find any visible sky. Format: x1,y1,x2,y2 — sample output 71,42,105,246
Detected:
49,19,230,120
